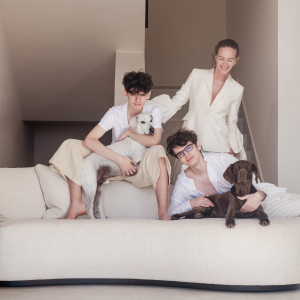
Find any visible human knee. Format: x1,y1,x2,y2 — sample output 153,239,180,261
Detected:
61,138,78,148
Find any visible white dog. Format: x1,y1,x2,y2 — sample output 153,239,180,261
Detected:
81,112,154,219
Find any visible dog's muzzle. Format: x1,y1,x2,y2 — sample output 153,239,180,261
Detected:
149,127,155,134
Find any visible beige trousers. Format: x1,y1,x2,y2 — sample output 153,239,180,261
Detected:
49,139,171,189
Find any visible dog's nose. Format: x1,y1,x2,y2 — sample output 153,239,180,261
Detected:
149,127,155,134
240,171,245,176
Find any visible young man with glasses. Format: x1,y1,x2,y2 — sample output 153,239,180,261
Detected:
166,129,293,218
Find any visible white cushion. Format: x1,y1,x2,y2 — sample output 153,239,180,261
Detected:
0,167,46,220
35,164,71,219
101,181,174,219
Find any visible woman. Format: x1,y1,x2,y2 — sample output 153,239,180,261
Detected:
151,39,246,160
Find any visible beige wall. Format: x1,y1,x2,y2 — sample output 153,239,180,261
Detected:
226,0,278,184
278,0,300,193
2,0,145,122
145,0,226,86
0,1,33,167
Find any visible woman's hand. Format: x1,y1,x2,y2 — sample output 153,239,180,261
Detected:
228,149,237,157
238,191,266,213
116,129,131,143
190,195,215,208
117,156,138,176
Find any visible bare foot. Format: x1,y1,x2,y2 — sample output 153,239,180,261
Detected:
65,201,87,219
159,211,171,221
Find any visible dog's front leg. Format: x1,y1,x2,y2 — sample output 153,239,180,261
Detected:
225,209,237,228
253,208,270,226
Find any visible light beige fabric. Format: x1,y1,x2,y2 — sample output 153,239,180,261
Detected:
1,218,300,286
149,68,247,160
109,145,171,190
35,164,71,219
263,193,300,218
49,139,92,186
101,181,174,219
49,140,171,190
0,167,46,220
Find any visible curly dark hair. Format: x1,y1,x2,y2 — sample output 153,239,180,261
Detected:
166,129,198,157
122,70,153,94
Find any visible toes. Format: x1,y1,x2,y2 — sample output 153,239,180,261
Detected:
259,219,270,226
194,212,203,219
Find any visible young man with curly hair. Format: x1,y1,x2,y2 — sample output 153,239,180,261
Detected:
50,71,171,220
166,129,295,219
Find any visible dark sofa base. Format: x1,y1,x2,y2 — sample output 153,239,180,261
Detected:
1,279,299,292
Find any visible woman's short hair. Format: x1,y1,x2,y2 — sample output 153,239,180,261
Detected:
166,129,198,157
211,39,240,68
122,70,153,94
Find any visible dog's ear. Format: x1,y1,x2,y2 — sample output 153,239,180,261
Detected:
129,116,138,132
223,164,235,184
252,163,260,184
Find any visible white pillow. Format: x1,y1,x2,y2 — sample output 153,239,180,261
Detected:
35,164,71,219
0,167,46,220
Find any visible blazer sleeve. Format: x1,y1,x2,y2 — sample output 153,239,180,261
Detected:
226,86,244,155
148,69,195,123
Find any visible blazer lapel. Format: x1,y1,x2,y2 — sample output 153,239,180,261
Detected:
211,73,235,106
204,68,214,97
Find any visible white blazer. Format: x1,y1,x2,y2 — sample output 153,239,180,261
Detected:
149,68,246,159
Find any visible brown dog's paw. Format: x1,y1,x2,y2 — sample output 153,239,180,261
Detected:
194,212,203,219
171,215,179,220
225,218,236,228
259,219,270,226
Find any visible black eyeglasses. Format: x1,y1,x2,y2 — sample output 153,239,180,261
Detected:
175,144,194,159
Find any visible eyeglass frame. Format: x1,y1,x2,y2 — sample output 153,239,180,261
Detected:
175,143,194,159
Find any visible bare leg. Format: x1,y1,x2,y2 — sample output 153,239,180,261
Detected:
65,178,87,219
156,157,171,221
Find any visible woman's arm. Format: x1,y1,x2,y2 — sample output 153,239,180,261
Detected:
149,69,196,123
83,125,137,176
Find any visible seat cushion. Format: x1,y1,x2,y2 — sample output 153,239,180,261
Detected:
0,167,46,220
101,181,174,219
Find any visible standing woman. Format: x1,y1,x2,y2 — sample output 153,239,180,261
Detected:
151,39,246,160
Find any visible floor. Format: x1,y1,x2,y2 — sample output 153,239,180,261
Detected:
1,285,300,300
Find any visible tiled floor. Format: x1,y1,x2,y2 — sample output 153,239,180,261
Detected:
1,285,300,300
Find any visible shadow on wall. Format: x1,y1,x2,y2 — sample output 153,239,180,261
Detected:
31,122,112,166
23,53,116,122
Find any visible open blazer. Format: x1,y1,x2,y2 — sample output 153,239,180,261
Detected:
149,68,246,160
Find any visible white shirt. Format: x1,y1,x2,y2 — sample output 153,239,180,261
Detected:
168,153,287,216
98,102,162,144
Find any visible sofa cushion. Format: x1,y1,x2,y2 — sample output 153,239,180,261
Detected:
101,181,174,219
35,164,72,219
0,167,46,220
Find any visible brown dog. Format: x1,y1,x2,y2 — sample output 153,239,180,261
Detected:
171,160,270,228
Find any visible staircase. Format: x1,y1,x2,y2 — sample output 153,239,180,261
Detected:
151,86,257,183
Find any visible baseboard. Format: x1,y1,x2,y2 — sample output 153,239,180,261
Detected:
1,278,299,292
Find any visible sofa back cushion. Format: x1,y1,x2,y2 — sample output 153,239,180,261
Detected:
0,167,46,220
101,181,174,219
35,164,72,219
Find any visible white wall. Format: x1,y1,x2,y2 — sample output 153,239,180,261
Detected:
278,0,300,192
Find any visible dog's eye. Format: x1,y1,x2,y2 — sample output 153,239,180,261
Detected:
141,121,145,124
150,119,153,122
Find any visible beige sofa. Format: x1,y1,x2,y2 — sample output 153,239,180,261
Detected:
1,165,300,292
